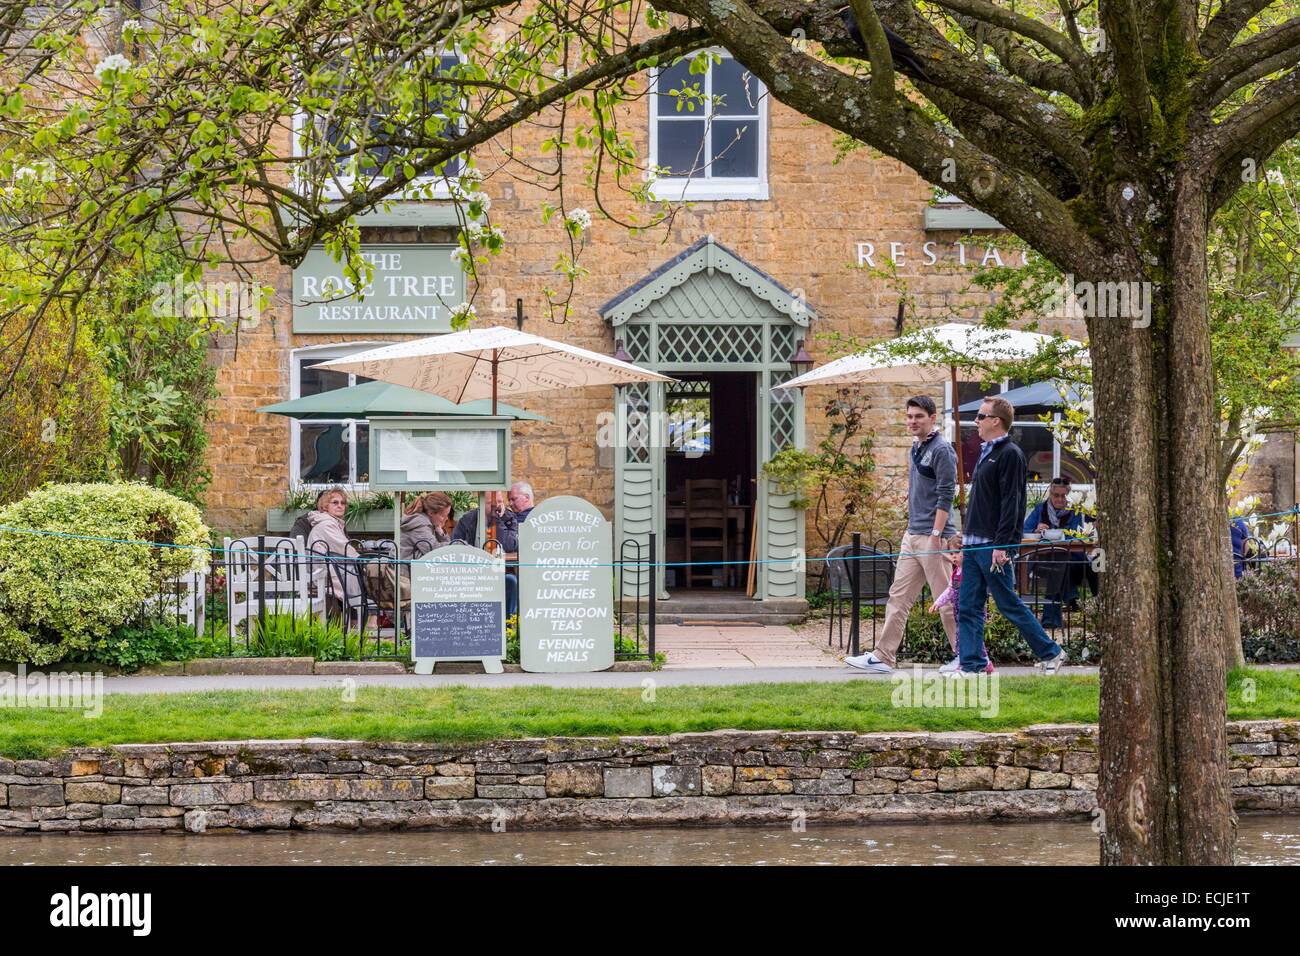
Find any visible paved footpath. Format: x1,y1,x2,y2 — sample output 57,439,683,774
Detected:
98,664,1100,694
655,623,843,669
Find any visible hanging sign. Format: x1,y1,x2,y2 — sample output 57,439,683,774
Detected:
518,496,614,673
293,244,464,333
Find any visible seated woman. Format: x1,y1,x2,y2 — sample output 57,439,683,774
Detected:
289,489,337,550
401,492,454,560
304,487,359,606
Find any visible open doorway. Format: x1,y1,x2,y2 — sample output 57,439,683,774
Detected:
663,372,757,591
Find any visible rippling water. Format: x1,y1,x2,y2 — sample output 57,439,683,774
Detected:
4,815,1298,866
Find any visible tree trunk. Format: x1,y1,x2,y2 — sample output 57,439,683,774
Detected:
1093,176,1235,865
1218,488,1246,672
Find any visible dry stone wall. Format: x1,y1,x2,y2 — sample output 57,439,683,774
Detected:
3,722,1297,833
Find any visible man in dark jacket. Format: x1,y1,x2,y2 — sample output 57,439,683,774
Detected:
956,397,1066,675
452,490,520,553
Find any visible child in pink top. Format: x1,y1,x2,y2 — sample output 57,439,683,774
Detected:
930,552,994,673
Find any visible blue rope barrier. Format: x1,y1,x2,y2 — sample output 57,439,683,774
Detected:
0,503,1292,569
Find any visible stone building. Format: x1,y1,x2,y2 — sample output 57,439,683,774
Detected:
203,51,1148,605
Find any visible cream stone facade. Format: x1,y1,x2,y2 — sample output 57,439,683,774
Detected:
205,56,1265,602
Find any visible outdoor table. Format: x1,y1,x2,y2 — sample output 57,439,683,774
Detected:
1014,537,1097,593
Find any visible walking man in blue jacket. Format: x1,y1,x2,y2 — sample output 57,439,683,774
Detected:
956,397,1067,675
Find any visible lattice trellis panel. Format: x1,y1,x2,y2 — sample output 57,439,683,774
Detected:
657,324,763,364
769,370,797,456
667,378,710,398
769,324,796,365
621,324,652,364
621,383,651,464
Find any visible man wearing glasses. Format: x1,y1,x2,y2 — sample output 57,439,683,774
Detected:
955,397,1067,675
845,395,958,674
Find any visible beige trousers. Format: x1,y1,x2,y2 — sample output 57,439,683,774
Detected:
872,532,958,666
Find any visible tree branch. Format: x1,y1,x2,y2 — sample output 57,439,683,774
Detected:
1204,69,1300,212
1101,0,1154,139
754,0,1092,183
1200,0,1279,58
1196,16,1300,106
927,0,1091,77
848,0,896,108
955,11,1090,103
663,0,1107,273
923,85,1081,197
288,25,712,258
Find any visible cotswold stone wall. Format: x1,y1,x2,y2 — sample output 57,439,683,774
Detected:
2,722,1297,834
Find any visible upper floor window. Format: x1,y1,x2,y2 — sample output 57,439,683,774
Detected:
296,53,463,202
649,53,768,202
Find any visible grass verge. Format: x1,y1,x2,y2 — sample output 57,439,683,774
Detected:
0,669,1295,760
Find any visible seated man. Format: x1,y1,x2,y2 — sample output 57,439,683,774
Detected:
507,481,535,523
452,490,519,552
452,488,534,621
1230,516,1256,578
1023,477,1089,628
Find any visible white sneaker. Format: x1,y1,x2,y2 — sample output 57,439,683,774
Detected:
1041,650,1068,675
845,652,892,674
938,657,962,674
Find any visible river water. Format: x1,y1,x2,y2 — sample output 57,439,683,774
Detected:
4,815,1299,865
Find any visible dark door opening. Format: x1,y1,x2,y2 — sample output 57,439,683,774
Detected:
663,372,757,591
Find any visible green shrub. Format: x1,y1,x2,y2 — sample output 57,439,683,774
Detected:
71,621,202,671
1238,562,1300,663
0,482,208,664
245,613,351,660
898,601,950,662
504,614,521,664
804,589,831,611
897,598,1099,664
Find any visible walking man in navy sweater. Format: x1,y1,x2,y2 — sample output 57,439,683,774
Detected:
956,396,1067,675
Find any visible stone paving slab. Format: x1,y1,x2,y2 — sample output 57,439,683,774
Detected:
655,624,843,670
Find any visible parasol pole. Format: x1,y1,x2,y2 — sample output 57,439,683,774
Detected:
491,348,498,416
951,364,966,518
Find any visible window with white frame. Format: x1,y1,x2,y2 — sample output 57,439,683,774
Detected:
289,344,381,487
946,379,1095,488
296,52,463,201
649,52,768,201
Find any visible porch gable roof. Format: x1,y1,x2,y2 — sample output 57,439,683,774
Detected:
599,235,815,327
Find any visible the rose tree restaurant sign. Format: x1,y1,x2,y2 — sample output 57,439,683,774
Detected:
519,496,614,673
293,243,464,333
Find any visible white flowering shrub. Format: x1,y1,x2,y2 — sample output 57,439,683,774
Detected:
565,207,592,234
93,54,132,81
0,482,208,664
449,302,477,330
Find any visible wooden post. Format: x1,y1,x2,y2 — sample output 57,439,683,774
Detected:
849,531,861,658
395,491,403,648
951,364,966,517
1292,506,1299,630
745,502,758,597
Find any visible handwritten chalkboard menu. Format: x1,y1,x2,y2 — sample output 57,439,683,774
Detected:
413,601,502,658
518,496,614,673
410,543,506,674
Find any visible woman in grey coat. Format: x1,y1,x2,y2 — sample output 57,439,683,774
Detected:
400,492,454,560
